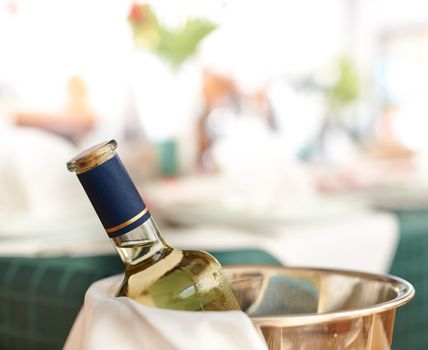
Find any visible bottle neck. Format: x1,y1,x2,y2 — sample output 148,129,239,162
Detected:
111,217,171,267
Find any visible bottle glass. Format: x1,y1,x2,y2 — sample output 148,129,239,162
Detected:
67,140,240,311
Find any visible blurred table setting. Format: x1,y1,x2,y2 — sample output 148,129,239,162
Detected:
146,175,398,274
0,124,400,274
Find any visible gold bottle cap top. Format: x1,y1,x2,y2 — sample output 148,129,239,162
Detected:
67,139,118,174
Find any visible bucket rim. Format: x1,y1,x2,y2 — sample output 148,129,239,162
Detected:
224,265,415,326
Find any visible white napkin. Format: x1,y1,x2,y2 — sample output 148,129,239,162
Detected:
64,275,268,350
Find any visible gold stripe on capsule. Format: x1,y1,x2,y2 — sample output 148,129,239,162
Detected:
105,207,149,234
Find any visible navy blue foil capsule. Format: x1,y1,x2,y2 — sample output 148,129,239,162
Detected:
77,155,151,238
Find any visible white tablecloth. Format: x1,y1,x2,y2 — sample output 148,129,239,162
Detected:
0,211,398,274
163,211,398,274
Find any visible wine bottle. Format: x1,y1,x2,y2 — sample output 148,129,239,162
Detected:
67,140,240,311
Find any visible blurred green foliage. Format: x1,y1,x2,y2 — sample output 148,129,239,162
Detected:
326,56,361,113
128,3,216,68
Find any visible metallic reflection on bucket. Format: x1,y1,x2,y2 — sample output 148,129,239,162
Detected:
225,266,414,350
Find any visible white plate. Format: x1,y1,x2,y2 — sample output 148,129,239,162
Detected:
146,177,366,229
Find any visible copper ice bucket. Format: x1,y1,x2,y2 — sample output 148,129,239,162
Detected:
225,266,414,350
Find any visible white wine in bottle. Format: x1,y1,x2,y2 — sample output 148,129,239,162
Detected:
67,140,240,311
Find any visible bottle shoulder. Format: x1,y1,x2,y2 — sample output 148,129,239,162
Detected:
117,248,224,295
124,247,221,272
180,249,221,267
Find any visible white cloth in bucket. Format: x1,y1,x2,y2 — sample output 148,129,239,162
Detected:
64,275,268,350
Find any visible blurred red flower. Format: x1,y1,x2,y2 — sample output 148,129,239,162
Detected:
128,2,147,25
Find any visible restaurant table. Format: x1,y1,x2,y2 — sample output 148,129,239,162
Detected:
0,210,426,350
0,249,280,350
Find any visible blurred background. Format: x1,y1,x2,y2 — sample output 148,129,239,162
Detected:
2,0,428,221
1,0,428,348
